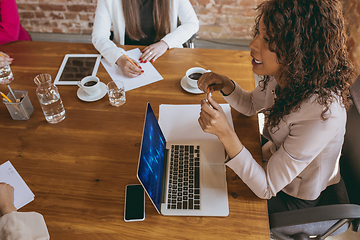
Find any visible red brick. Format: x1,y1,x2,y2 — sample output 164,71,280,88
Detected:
214,0,236,5
35,12,46,18
192,0,211,5
64,13,78,20
19,12,35,19
50,13,64,20
39,4,66,11
67,4,95,12
17,4,37,11
53,28,65,33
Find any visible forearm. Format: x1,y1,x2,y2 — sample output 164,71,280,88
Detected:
92,28,125,66
218,127,243,159
0,204,16,217
220,79,236,96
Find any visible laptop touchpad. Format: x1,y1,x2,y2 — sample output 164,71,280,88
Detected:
201,164,226,188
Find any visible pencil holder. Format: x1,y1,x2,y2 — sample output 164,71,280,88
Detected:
3,90,34,120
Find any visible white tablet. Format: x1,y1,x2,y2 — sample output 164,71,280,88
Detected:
54,54,101,85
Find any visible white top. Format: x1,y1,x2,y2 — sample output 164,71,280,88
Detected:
224,78,345,200
92,0,199,66
0,211,49,240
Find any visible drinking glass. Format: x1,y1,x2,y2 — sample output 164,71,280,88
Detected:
0,64,14,84
107,81,126,107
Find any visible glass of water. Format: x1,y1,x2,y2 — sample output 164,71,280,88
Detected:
0,64,14,84
107,81,126,107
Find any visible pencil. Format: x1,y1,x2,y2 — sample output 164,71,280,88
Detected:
0,91,12,103
123,54,138,68
1,91,23,117
0,53,13,63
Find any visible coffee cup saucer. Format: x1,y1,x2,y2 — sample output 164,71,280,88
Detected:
77,82,107,102
180,76,203,94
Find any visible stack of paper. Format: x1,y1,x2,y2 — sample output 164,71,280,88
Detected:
158,104,234,142
0,161,35,209
101,48,163,91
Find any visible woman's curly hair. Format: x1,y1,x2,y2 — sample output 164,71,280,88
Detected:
255,0,354,130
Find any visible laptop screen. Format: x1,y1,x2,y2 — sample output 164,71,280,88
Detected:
137,103,166,213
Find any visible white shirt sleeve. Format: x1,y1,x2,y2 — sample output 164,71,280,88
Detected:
92,0,126,66
0,211,49,240
161,0,199,49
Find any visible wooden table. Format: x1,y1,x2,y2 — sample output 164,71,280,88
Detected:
0,41,269,239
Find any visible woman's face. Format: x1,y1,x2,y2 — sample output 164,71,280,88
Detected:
249,16,282,85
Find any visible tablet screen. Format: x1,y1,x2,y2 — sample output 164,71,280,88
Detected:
54,54,101,85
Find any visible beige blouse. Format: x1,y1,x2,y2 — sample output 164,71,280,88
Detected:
0,211,49,240
224,78,345,200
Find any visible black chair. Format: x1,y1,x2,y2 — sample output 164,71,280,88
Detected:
269,75,360,240
183,33,196,49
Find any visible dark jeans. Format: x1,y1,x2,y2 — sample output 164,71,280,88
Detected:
267,191,322,214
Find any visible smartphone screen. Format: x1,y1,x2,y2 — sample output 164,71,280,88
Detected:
124,184,145,222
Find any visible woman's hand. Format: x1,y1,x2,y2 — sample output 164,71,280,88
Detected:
197,72,235,95
199,93,243,158
116,55,143,78
0,52,13,68
199,93,232,138
0,183,17,217
140,40,169,63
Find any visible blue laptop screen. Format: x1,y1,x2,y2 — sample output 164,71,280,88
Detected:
137,103,166,212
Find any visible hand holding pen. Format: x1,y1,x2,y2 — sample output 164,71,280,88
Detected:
116,54,144,78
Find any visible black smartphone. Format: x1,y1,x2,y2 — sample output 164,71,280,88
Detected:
124,184,145,222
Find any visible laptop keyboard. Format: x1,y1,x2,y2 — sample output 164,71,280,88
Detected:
167,144,200,210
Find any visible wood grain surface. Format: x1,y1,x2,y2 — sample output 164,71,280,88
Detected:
0,41,269,239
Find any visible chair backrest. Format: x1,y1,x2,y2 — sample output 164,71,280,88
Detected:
340,75,360,204
183,33,196,48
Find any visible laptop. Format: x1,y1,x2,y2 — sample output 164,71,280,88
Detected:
137,103,229,216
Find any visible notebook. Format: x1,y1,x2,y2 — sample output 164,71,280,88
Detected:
137,103,229,216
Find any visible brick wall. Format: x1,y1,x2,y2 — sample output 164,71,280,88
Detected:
17,0,261,38
17,0,96,34
191,0,261,39
16,0,359,74
342,0,360,77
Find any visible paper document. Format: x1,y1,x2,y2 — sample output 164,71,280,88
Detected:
0,161,35,209
158,104,234,142
101,48,163,91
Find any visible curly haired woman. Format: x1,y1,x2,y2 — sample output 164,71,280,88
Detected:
197,0,354,213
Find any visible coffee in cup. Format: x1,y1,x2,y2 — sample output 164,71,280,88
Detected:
78,76,100,95
84,80,97,87
185,67,210,88
188,73,203,80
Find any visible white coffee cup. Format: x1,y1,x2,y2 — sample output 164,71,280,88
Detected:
185,67,210,88
77,76,100,95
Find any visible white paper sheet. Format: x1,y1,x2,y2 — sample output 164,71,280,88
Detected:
158,104,234,142
0,161,35,209
101,48,163,91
